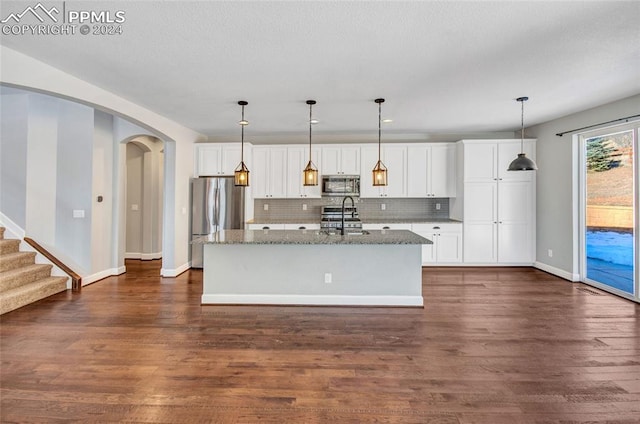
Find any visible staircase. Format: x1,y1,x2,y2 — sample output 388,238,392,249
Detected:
0,227,68,315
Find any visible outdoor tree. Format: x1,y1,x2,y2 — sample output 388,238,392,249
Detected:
586,137,616,172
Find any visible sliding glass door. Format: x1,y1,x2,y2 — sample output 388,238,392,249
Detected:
580,123,638,300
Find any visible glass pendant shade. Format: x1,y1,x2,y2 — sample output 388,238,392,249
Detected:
372,160,388,186
303,161,318,186
235,100,250,186
508,96,538,172
234,161,250,186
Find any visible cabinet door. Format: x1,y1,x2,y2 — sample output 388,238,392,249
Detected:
497,180,533,263
407,145,429,197
221,145,242,175
321,147,341,175
382,145,407,197
498,141,535,181
464,142,497,182
359,145,382,198
463,182,497,223
436,232,462,263
498,222,533,263
463,223,497,263
341,146,361,175
196,145,222,176
286,147,305,198
251,148,270,198
430,144,456,197
269,147,288,198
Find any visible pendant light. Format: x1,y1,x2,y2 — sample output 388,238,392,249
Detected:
303,100,318,186
234,100,250,186
372,98,388,186
508,96,538,171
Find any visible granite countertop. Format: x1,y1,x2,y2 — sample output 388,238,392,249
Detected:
248,218,462,224
192,229,432,245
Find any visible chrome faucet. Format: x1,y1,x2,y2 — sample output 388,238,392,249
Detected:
340,196,355,236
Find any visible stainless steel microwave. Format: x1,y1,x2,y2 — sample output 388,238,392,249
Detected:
321,175,360,197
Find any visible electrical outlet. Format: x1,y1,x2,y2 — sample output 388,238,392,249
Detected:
381,203,386,211
302,204,307,211
548,249,553,258
324,273,332,283
131,204,139,211
436,203,441,210
263,204,269,211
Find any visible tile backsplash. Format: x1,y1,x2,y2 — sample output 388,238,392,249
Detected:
254,197,450,222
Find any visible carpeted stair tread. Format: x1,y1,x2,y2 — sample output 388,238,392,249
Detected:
0,239,21,255
1,263,54,293
0,276,68,315
0,251,36,273
0,227,5,240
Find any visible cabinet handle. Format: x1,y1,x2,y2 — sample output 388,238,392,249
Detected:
298,226,306,230
262,226,270,230
433,226,440,230
383,226,390,230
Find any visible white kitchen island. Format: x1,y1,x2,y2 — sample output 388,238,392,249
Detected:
193,229,430,307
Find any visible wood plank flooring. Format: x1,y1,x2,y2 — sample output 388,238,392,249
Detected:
1,260,639,423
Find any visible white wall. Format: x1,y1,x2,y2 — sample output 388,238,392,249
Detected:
528,93,640,280
55,99,94,272
1,46,204,277
0,92,28,228
91,110,115,274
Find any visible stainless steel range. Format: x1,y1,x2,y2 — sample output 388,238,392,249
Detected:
320,205,363,232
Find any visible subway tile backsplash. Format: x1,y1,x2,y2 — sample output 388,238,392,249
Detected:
253,197,450,223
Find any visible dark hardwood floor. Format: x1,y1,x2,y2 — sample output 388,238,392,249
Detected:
1,260,639,423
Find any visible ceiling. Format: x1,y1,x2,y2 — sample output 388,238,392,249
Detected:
1,1,639,143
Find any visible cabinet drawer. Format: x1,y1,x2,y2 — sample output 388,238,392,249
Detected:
362,223,413,230
412,223,461,233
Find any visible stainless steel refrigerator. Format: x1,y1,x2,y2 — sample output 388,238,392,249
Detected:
190,177,245,268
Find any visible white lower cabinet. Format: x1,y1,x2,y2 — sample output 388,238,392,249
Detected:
247,223,286,230
411,223,462,265
247,223,319,230
362,223,413,230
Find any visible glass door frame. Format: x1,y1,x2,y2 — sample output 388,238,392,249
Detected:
578,121,639,303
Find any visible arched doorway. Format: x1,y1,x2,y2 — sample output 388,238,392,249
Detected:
124,136,164,261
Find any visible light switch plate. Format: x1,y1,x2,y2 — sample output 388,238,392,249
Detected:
72,209,85,218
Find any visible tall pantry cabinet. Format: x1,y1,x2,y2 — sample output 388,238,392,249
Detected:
451,140,536,265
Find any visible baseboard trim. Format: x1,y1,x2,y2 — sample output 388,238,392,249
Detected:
0,212,25,239
201,294,424,307
125,252,162,260
534,261,580,282
161,262,190,278
83,267,126,286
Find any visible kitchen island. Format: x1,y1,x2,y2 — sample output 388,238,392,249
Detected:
193,229,430,307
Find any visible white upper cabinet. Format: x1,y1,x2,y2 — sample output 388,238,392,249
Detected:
251,146,287,198
286,146,321,198
463,140,535,182
195,143,245,177
320,145,360,175
407,143,456,197
360,144,407,198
